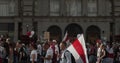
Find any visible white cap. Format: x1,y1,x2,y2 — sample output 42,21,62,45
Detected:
52,40,57,43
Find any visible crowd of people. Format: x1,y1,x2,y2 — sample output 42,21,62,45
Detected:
87,40,120,63
0,35,120,63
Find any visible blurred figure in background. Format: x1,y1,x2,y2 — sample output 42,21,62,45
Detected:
42,42,53,63
29,43,37,63
106,42,114,63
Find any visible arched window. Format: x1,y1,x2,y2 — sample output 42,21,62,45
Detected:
86,25,101,43
65,23,83,37
87,0,97,16
50,0,60,16
47,25,62,42
65,0,82,16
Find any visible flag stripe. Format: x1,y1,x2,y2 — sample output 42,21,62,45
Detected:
67,45,83,63
72,39,86,63
78,35,88,63
62,31,68,42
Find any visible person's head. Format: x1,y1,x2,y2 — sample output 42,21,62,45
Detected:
30,43,37,50
52,40,57,45
48,40,53,45
96,39,102,47
100,44,105,49
6,38,10,44
60,41,67,50
44,42,50,51
16,42,22,48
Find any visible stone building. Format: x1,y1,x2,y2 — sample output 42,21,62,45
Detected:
0,0,120,43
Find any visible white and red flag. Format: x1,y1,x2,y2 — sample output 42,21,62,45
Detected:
27,31,35,38
62,31,71,46
62,31,69,42
67,34,88,63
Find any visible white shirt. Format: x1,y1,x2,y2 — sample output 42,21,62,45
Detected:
37,44,42,55
97,47,101,57
55,44,59,61
30,50,37,62
44,47,53,63
60,50,72,63
55,44,59,54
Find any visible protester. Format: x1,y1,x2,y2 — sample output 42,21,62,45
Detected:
37,42,42,63
8,43,14,63
88,43,96,63
42,42,53,63
59,41,72,63
29,43,37,63
106,42,114,63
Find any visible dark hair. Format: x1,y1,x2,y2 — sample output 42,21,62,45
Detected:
61,41,67,47
19,42,22,44
44,42,50,46
30,43,37,49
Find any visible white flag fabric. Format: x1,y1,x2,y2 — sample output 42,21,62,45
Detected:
62,31,71,47
62,31,68,42
67,34,88,63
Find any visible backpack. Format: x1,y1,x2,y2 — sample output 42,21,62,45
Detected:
64,50,76,63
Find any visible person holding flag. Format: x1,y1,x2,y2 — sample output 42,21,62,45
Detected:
59,41,72,63
60,34,88,63
67,34,89,63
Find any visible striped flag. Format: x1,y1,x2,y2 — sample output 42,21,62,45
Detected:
67,34,88,63
62,31,69,42
62,31,71,47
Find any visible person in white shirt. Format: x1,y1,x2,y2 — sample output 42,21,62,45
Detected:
37,43,42,63
52,40,60,63
59,41,72,63
106,43,114,63
30,43,37,63
37,43,42,55
96,40,102,63
42,42,53,63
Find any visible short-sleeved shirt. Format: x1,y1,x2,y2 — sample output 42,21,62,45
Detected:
97,48,101,57
37,44,42,55
30,50,37,62
44,47,53,63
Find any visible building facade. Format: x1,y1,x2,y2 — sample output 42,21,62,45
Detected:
0,0,120,43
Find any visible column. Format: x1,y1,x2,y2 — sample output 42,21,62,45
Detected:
14,21,18,42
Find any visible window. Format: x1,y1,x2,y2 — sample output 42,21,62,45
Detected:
50,0,60,16
65,0,82,16
105,0,111,16
0,23,14,40
87,0,97,16
0,0,16,16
